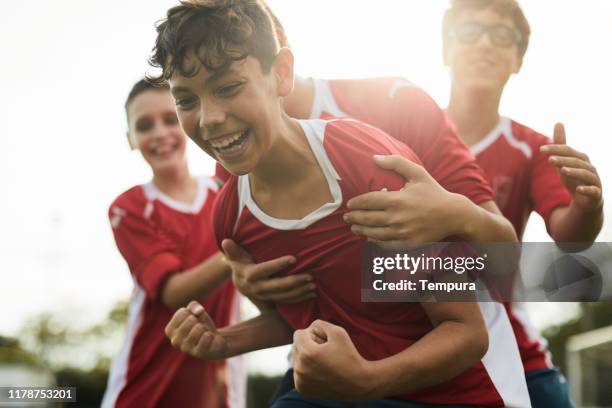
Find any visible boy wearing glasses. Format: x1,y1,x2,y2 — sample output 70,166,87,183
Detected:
443,0,603,406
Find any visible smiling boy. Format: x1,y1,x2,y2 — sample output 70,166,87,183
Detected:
154,1,531,406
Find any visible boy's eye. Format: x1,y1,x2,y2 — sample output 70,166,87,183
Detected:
135,120,153,132
216,82,242,97
175,97,197,110
164,115,179,126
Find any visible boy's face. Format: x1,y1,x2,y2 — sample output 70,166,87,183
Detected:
127,89,187,173
169,51,292,176
445,7,522,93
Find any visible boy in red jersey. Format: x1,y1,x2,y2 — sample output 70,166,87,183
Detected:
441,1,603,406
156,1,528,406
102,79,245,408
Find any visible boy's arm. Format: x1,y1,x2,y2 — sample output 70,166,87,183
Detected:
541,123,603,243
165,301,293,360
160,252,231,310
293,301,488,401
344,155,517,243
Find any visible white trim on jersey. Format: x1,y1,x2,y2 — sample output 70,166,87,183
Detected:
470,117,532,159
236,119,342,230
141,175,218,214
226,292,246,408
101,284,146,408
478,302,532,408
309,78,349,119
511,303,554,369
387,78,418,98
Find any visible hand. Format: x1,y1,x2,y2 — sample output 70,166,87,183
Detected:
343,155,465,243
165,301,228,360
541,123,603,213
293,320,379,401
221,239,316,304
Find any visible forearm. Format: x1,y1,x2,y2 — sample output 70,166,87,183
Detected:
161,252,231,310
549,203,604,243
455,197,517,243
219,310,294,358
368,310,488,396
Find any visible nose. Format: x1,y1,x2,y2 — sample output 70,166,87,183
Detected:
199,99,226,131
475,30,494,48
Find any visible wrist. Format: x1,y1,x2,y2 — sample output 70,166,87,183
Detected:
450,193,475,239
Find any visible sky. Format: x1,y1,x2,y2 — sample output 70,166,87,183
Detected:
1,0,611,375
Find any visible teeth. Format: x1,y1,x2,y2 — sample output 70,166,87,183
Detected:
210,131,244,149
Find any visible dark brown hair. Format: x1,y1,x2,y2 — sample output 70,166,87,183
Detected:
149,0,280,83
125,78,170,121
443,0,531,59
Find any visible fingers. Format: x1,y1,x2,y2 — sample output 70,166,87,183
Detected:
250,274,316,300
165,307,192,339
248,255,297,280
187,301,217,328
309,319,346,342
262,281,317,304
350,224,397,241
549,156,596,173
347,191,395,211
343,209,392,228
373,154,427,182
540,144,588,161
553,122,567,145
560,167,601,186
221,239,252,263
576,185,603,199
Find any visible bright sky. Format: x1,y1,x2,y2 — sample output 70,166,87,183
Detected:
1,1,611,375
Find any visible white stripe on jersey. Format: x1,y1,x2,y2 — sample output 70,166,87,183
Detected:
478,302,532,408
470,117,532,159
101,284,146,408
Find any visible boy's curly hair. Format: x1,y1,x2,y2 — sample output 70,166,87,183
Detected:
149,0,280,83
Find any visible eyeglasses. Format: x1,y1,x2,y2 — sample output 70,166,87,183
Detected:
449,22,522,48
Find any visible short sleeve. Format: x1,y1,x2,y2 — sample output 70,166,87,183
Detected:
529,138,572,228
109,201,183,300
390,87,494,204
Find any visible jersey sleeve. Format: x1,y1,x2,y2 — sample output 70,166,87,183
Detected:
529,136,572,227
389,85,494,204
325,119,423,194
215,163,232,185
109,195,183,301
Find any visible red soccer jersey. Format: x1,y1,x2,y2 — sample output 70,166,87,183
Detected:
213,118,529,407
216,77,493,206
102,176,245,408
471,117,572,372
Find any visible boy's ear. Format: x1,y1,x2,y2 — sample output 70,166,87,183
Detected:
273,47,295,98
126,130,137,150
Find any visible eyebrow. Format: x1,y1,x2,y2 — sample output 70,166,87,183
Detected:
171,68,237,94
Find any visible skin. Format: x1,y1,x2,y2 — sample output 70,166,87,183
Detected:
444,8,603,243
126,89,230,310
165,48,489,400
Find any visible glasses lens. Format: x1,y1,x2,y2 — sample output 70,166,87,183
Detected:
453,23,484,44
490,25,521,47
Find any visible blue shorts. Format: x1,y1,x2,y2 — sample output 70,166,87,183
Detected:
526,368,575,408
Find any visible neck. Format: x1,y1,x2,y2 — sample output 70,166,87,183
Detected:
153,162,196,202
249,113,317,193
446,84,503,146
283,75,315,119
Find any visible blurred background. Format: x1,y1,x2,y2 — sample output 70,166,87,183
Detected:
1,0,611,406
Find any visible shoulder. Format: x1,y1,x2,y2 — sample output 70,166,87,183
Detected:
510,119,553,149
322,118,421,163
109,185,147,218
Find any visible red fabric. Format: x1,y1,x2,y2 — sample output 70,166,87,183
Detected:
108,179,236,408
213,119,504,407
473,119,572,372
